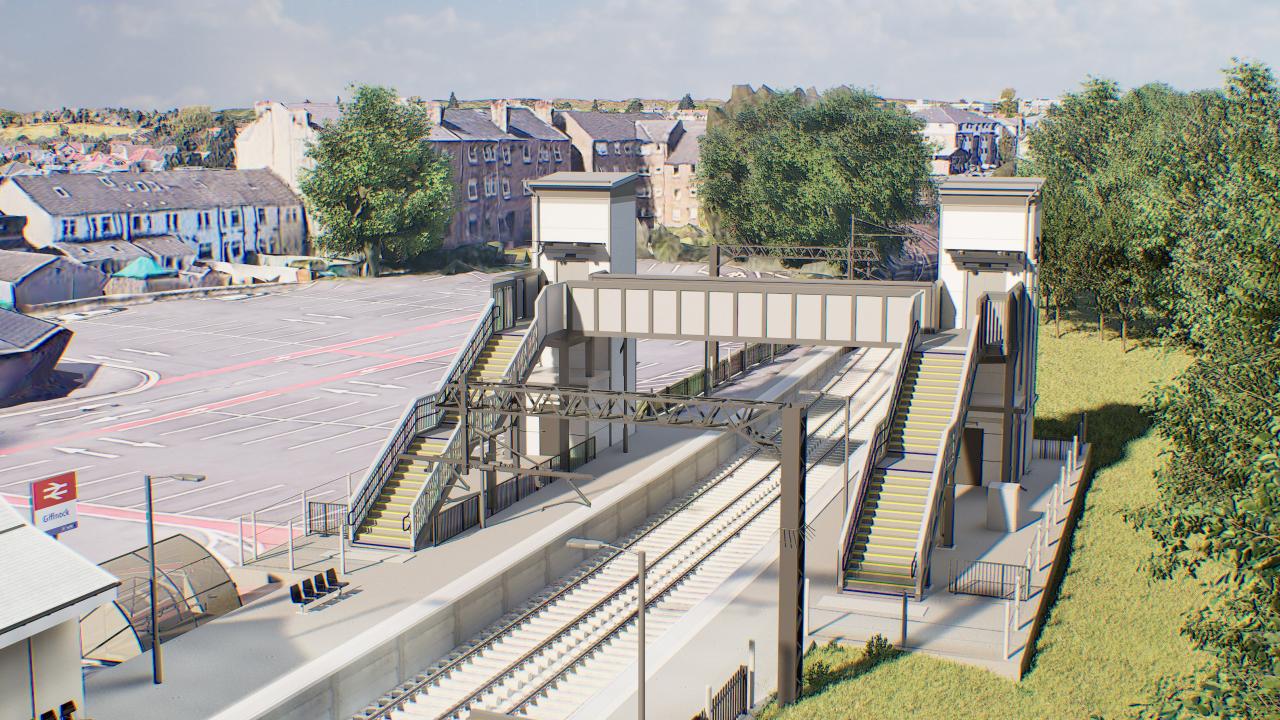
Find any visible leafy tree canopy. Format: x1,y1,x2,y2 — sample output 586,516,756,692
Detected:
298,84,454,275
698,87,931,248
678,93,696,110
625,99,644,113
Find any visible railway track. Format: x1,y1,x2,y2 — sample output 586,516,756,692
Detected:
358,347,896,720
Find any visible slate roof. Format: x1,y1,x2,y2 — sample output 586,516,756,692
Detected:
282,101,343,128
913,106,1001,126
9,168,301,216
506,108,568,141
665,122,705,166
562,111,663,141
636,119,679,145
0,307,64,354
131,234,194,260
0,497,118,642
52,239,148,265
0,249,55,282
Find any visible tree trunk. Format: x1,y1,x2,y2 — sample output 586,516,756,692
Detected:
363,240,381,277
1055,298,1062,339
1121,314,1128,353
1098,312,1105,342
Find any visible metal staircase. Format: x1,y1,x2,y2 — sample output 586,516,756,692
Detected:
840,296,992,598
348,270,556,550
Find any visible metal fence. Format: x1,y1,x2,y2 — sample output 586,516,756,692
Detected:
433,493,481,545
306,502,346,536
947,558,1030,601
666,343,794,397
691,665,750,720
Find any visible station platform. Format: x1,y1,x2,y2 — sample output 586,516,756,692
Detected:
83,348,836,720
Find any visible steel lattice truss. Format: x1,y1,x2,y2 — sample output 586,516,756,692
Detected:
716,243,879,264
438,382,785,448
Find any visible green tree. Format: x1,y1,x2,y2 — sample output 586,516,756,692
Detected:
1138,61,1280,718
176,105,214,135
678,93,696,110
590,98,602,112
298,85,454,276
447,91,460,108
996,87,1019,115
625,99,644,113
699,87,930,249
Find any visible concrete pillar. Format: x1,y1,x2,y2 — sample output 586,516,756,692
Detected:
777,404,807,707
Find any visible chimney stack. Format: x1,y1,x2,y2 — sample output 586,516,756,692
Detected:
531,100,554,127
490,99,510,133
424,100,444,126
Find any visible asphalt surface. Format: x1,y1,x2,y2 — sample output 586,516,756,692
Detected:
0,264,730,563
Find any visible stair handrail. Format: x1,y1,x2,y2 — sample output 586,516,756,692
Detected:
346,300,498,541
499,281,565,385
839,293,922,584
910,295,988,597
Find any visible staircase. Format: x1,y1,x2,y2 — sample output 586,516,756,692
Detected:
352,328,527,549
844,348,965,593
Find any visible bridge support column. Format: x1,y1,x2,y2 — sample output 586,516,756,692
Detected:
778,403,807,707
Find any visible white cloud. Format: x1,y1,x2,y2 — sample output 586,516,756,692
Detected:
0,0,1276,109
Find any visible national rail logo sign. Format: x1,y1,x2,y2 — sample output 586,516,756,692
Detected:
30,471,78,536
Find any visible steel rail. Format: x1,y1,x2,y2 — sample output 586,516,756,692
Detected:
359,351,869,720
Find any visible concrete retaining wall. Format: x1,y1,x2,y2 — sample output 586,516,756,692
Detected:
20,281,299,317
212,347,847,720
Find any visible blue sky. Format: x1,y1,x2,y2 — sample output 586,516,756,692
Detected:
1,0,1278,110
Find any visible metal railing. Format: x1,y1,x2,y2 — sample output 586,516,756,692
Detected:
911,294,989,598
947,558,1030,601
347,300,499,541
839,292,922,581
433,493,481,545
488,434,599,515
692,665,750,720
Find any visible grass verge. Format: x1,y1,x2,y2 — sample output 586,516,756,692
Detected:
1,122,134,141
758,320,1211,720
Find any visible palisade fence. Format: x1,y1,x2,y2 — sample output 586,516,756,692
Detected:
666,343,795,397
691,664,750,720
947,558,1032,601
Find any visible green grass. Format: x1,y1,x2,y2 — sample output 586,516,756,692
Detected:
761,320,1212,720
0,122,134,141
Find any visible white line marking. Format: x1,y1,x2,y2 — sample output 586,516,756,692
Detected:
287,426,372,450
89,477,180,503
87,354,133,364
321,388,377,397
0,459,51,475
97,438,164,448
281,318,324,325
54,447,118,459
349,380,405,389
78,471,138,488
306,313,349,319
238,402,361,445
180,484,286,514
131,478,235,509
87,409,150,425
335,438,385,454
139,389,207,405
121,348,170,357
0,464,96,489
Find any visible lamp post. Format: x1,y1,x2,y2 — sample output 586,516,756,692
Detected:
143,472,205,685
567,537,646,719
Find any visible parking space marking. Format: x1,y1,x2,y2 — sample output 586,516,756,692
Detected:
231,371,288,387
139,389,207,405
237,401,362,445
287,425,375,450
160,397,318,437
0,463,93,489
0,459,52,475
181,484,287,514
88,476,180,503
197,399,329,441
335,438,385,454
79,471,139,488
129,478,235,509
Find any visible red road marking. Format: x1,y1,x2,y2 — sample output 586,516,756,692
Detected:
2,492,294,547
155,313,478,386
0,345,460,457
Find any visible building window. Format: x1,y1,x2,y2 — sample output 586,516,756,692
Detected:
61,219,76,236
135,181,149,192
522,179,532,196
674,189,682,200
638,167,650,176
132,216,142,231
501,178,511,198
229,210,241,226
467,145,478,164
467,215,478,238
467,179,479,200
673,209,683,222
257,208,267,223
198,243,213,259
483,145,496,162
538,146,549,162
99,176,115,187
689,207,698,221
502,146,511,165
636,187,650,198
652,166,663,175
53,186,69,198
101,216,113,233
640,145,652,156
553,146,563,162
612,142,621,155
595,141,608,156
523,144,532,163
